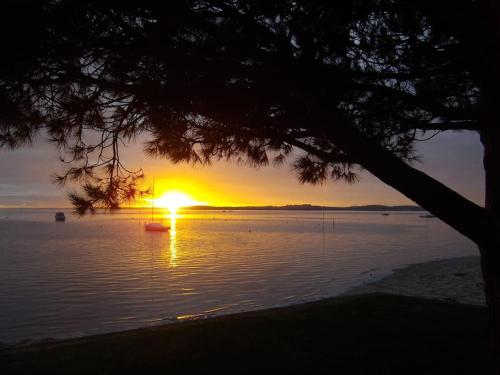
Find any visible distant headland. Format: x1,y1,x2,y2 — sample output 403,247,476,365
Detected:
183,204,424,211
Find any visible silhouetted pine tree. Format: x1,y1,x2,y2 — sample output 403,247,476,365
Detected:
1,0,499,371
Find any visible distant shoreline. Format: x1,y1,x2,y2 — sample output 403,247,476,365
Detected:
181,204,425,211
1,204,425,211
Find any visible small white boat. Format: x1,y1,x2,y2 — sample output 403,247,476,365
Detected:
145,222,170,232
55,212,65,222
144,178,169,232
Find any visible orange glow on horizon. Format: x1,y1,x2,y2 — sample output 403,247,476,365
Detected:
126,175,343,208
134,176,282,208
150,191,205,212
130,178,221,209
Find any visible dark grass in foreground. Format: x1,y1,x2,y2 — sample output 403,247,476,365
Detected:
0,294,488,374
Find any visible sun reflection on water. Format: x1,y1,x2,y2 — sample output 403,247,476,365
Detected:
168,210,177,267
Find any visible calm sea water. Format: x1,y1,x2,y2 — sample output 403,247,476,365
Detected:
0,208,477,344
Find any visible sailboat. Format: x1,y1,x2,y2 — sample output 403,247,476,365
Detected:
145,178,170,232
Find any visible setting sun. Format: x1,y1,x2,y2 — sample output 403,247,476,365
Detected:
152,191,204,212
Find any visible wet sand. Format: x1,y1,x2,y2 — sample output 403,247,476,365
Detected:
345,256,485,306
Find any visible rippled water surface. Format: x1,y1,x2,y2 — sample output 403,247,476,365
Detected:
0,208,477,343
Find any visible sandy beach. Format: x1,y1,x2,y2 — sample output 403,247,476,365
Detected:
345,256,485,306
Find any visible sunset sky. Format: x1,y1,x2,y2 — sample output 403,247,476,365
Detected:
0,130,484,208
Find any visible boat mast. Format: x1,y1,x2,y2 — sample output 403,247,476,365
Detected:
151,177,154,222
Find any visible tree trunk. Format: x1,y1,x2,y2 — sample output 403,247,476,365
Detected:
320,123,490,244
478,0,500,371
479,74,500,375
480,125,500,374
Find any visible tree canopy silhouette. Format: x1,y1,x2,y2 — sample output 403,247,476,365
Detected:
1,0,500,371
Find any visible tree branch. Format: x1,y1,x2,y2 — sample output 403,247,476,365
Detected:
293,123,489,245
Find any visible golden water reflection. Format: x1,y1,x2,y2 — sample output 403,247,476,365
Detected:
168,210,177,267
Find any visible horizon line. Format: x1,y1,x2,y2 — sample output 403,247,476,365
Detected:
0,203,424,210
